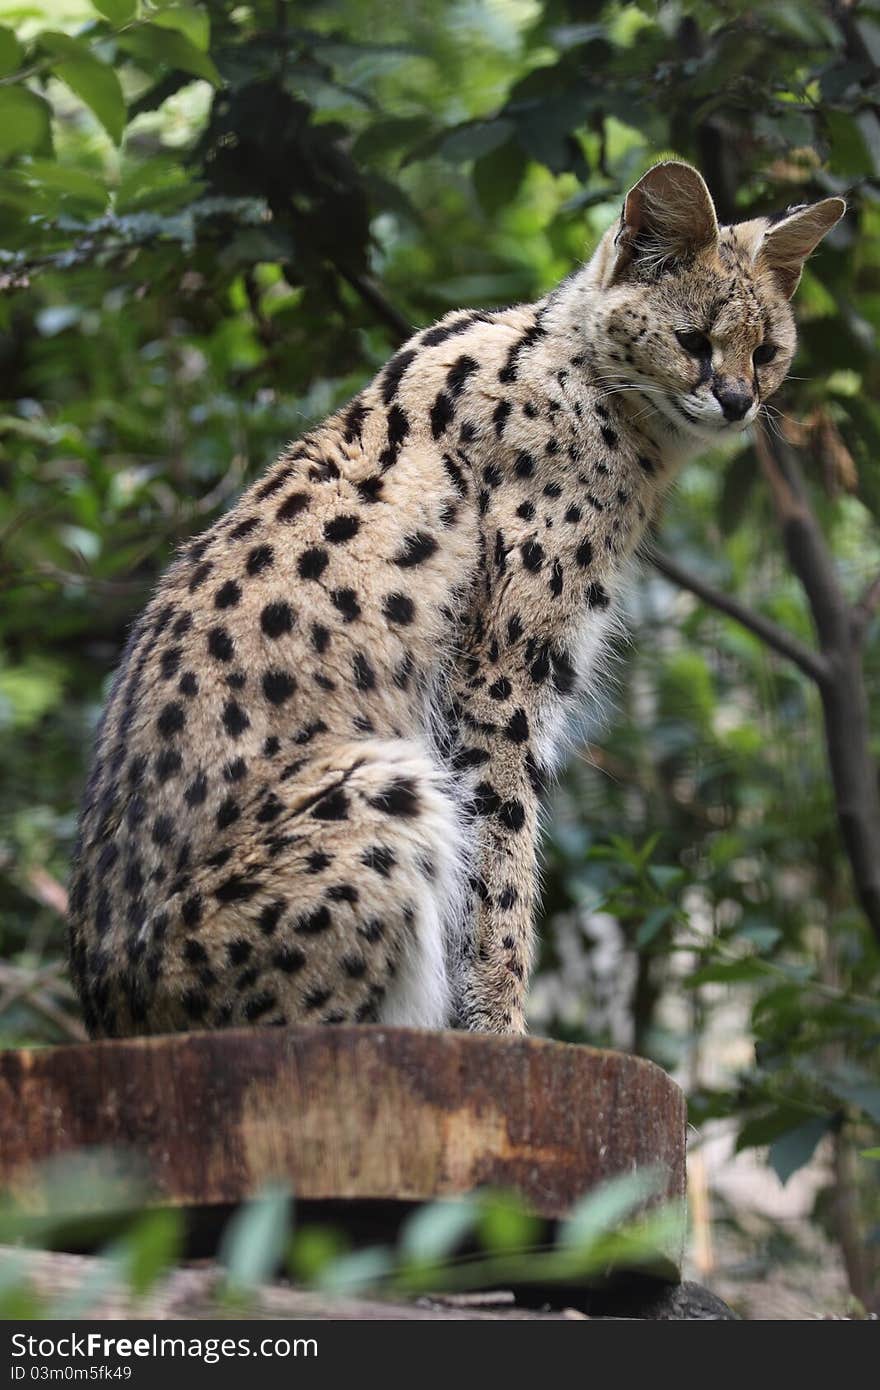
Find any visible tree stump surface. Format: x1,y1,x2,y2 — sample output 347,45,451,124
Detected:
0,1026,685,1268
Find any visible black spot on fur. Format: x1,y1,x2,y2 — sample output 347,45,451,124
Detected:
188,561,213,593
343,398,369,442
499,798,525,831
452,745,490,771
215,874,260,904
383,592,415,625
442,454,468,496
179,892,203,931
274,945,306,974
262,670,296,705
298,547,329,581
216,797,240,830
421,312,483,347
208,626,234,662
157,702,185,739
381,348,418,404
277,491,309,522
493,399,511,438
214,579,241,609
430,391,455,439
362,844,395,876
356,475,384,504
379,404,409,470
505,708,529,743
394,532,437,567
312,788,349,821
446,354,478,398
295,904,332,935
498,315,547,383
521,539,544,572
331,588,361,623
324,514,360,544
368,778,419,817
347,652,374,694
246,544,274,576
256,466,294,501
160,647,182,681
222,700,250,738
258,899,286,934
261,601,294,638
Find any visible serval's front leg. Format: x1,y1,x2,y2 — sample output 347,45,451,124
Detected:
451,675,545,1034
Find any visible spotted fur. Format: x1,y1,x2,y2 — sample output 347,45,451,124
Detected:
68,162,843,1036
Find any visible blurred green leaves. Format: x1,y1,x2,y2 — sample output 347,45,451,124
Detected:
39,31,126,144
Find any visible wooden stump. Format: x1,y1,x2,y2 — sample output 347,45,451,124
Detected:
0,1026,686,1272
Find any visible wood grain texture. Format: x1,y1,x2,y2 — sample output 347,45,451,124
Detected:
0,1026,685,1263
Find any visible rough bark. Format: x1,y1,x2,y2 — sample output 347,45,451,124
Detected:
0,1027,686,1274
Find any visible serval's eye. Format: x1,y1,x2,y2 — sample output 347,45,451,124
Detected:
675,329,711,358
753,343,778,366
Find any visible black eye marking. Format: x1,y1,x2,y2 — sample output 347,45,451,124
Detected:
753,343,778,366
675,329,711,358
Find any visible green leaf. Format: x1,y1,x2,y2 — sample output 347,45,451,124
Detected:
825,108,876,178
398,1196,477,1265
830,1081,880,1124
314,1246,393,1294
736,1106,812,1152
636,904,675,947
22,160,109,212
559,1167,663,1251
769,1118,831,1185
218,1185,291,1290
736,922,782,953
0,25,23,78
39,32,126,144
440,119,514,163
121,1209,182,1296
473,138,527,217
117,23,221,86
860,1148,880,1160
477,1193,541,1254
0,87,52,158
92,0,137,21
686,957,767,988
288,1226,348,1283
152,6,210,52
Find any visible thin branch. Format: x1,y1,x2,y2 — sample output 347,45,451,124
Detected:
650,545,829,683
752,425,851,654
335,266,412,346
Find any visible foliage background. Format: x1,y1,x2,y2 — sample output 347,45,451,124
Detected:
0,0,878,1314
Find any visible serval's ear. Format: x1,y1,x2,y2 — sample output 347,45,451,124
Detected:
759,198,846,299
610,161,718,280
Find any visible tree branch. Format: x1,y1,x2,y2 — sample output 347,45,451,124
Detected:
335,266,412,346
650,545,829,683
753,422,880,947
